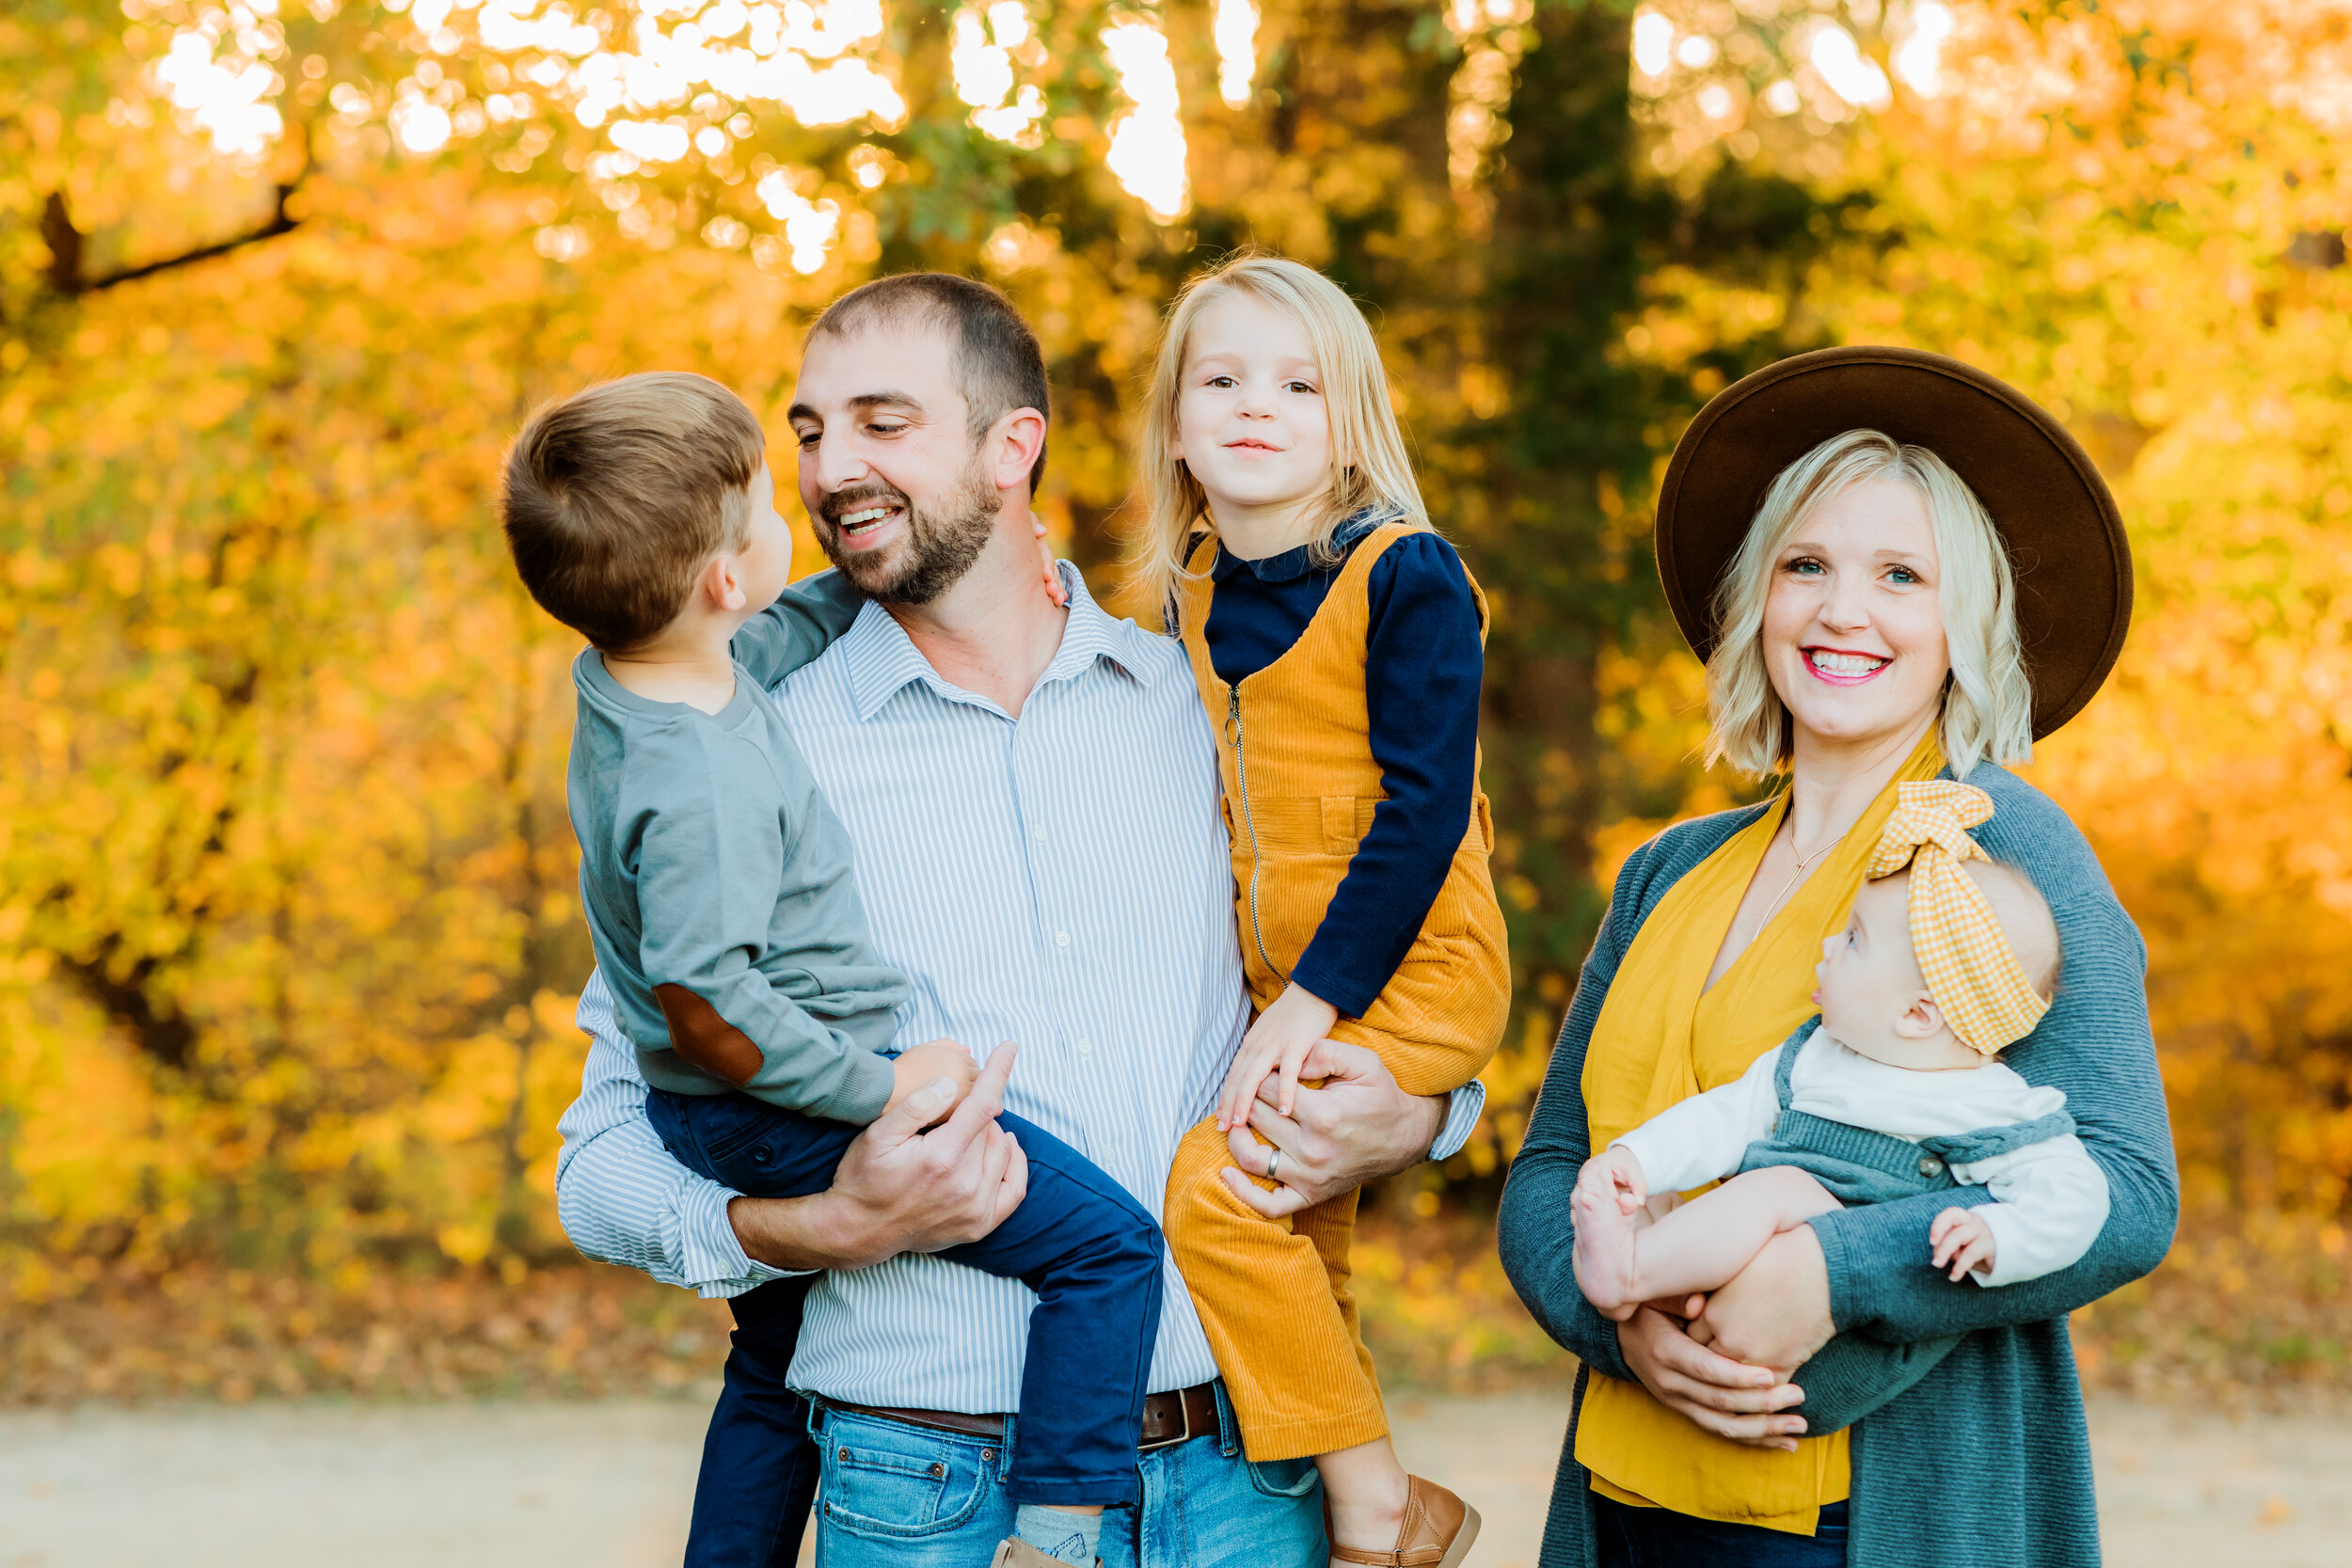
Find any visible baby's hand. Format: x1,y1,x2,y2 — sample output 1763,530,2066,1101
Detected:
1216,984,1341,1130
885,1037,978,1128
1930,1206,1997,1281
1574,1147,1648,1217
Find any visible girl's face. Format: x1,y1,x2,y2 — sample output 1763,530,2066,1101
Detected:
1174,292,1334,550
1760,479,1951,759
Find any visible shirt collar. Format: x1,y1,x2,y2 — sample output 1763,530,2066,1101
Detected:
837,560,1161,721
1207,506,1397,586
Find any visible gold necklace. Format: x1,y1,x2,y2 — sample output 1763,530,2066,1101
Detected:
1750,816,1845,934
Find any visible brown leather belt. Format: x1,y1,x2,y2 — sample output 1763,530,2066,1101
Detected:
817,1380,1221,1453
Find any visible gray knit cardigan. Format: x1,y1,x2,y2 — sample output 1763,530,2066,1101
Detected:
1496,762,2179,1568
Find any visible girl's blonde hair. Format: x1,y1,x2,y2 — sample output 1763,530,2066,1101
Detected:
1128,254,1427,618
1705,428,2035,780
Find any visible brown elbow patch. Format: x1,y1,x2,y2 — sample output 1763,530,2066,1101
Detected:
653,984,764,1086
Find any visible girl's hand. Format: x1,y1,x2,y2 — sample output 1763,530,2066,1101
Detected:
1216,984,1341,1130
1616,1306,1807,1452
1576,1147,1649,1216
1033,518,1068,608
1930,1207,1996,1281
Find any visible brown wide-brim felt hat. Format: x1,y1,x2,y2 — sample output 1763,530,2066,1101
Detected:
1656,345,2132,738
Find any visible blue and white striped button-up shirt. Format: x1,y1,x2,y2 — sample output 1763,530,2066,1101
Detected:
554,563,1486,1411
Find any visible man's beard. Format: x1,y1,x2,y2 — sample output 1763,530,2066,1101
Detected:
815,460,1001,608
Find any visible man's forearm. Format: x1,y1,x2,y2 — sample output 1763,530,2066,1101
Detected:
729,1190,887,1273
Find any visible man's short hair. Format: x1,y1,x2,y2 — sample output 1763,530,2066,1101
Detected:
501,372,765,652
808,273,1051,493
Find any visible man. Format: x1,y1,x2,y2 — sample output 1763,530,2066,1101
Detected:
553,273,1486,1567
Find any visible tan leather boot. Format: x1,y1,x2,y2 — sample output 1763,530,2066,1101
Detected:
1327,1475,1481,1568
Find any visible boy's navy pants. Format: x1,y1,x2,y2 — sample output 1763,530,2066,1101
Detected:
647,1087,1166,1568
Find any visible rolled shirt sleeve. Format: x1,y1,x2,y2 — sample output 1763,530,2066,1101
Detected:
554,971,805,1298
1431,1078,1487,1163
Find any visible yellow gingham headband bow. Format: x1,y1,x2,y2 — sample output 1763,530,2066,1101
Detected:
1864,781,2050,1056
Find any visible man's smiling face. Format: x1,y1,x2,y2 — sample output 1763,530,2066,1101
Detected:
787,317,1000,606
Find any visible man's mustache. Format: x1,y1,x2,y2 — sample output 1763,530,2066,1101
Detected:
817,484,913,525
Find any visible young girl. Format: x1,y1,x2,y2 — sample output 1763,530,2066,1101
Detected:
1138,255,1509,1568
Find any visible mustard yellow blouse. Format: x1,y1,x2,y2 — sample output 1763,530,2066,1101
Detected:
1576,730,1946,1534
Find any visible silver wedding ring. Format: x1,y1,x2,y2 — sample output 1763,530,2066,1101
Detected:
1266,1148,1282,1182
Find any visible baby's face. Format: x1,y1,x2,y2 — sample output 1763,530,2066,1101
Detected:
1815,874,1988,1071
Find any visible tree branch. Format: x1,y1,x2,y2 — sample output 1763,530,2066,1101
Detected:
51,942,199,1072
41,135,310,295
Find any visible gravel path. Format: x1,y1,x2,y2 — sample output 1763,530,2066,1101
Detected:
3,1393,2346,1566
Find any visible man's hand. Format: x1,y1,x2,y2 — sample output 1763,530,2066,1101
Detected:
729,1040,1028,1272
1930,1206,1995,1281
1215,983,1340,1130
1616,1305,1808,1452
1219,1037,1447,1217
885,1037,978,1126
1686,1224,1836,1377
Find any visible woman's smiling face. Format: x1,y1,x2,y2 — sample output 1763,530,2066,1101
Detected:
1761,478,1951,753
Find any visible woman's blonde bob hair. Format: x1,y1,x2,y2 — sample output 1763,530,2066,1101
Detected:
1128,254,1426,617
1705,428,2035,779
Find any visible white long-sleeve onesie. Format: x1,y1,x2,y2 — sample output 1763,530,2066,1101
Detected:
1613,1026,2110,1288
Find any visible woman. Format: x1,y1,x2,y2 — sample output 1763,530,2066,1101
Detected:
1497,347,2178,1568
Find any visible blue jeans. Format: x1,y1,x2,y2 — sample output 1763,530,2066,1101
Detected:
808,1384,1327,1567
1594,1494,1851,1567
647,1089,1166,1557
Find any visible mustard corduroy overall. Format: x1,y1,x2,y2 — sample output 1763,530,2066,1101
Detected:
1164,520,1512,1461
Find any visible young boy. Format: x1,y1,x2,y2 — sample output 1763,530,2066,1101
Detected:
1573,781,2110,1319
502,372,1163,1568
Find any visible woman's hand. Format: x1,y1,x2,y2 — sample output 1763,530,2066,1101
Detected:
1686,1224,1836,1376
1617,1305,1810,1452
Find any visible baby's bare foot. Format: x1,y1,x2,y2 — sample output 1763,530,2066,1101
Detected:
1573,1182,1642,1322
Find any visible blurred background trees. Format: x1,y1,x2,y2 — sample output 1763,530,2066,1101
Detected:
4,0,2350,1386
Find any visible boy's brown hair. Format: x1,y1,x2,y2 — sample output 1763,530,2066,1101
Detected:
501,372,766,652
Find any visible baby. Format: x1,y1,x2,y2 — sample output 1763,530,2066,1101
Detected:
1574,781,2110,1318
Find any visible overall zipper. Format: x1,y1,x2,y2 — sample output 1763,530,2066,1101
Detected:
1226,685,1285,981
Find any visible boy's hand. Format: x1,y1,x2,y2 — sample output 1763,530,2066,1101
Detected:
885,1038,979,1128
1216,984,1341,1130
1930,1206,1996,1281
1033,518,1068,609
1575,1146,1649,1218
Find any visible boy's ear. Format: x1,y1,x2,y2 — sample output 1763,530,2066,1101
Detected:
1893,991,1945,1040
986,406,1047,494
698,550,749,614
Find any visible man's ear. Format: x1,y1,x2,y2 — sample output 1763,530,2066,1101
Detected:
1893,992,1945,1040
986,406,1047,494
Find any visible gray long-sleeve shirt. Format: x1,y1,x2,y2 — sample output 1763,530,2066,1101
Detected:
566,570,903,1123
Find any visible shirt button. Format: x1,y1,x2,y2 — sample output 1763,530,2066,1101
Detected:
1056,930,1071,948
1033,825,1047,844
1076,1038,1094,1056
1917,1155,1943,1178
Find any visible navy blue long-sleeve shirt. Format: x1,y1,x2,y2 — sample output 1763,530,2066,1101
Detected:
1203,515,1485,1018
